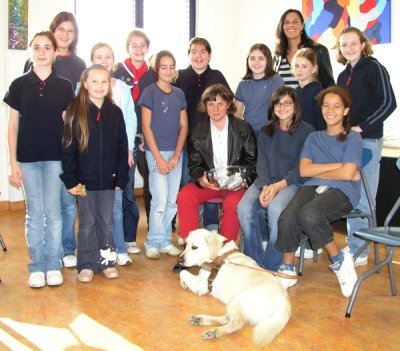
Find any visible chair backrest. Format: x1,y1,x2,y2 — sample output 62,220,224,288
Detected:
383,156,400,228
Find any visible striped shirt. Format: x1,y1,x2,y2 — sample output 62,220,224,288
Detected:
276,57,298,89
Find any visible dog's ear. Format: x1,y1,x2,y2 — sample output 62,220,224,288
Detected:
206,232,226,259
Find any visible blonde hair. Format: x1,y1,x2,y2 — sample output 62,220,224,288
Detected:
90,42,116,72
292,47,318,80
63,65,112,152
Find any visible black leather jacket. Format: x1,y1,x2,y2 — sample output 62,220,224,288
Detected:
187,114,257,188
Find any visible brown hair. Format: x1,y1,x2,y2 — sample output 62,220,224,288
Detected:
63,65,112,152
243,43,275,80
29,31,57,50
198,84,236,115
263,86,301,137
49,12,79,53
336,26,374,65
274,9,314,57
188,37,212,54
315,85,352,141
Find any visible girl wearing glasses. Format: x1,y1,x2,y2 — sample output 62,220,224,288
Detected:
23,12,86,270
237,86,314,271
336,26,397,266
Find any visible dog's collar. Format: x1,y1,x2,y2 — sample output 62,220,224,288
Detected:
201,248,241,294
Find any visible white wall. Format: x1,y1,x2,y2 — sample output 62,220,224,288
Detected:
1,0,399,202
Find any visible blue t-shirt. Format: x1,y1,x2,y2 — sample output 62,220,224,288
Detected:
301,130,362,207
235,74,284,134
138,83,187,151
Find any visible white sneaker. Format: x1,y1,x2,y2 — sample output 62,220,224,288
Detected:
29,272,46,288
277,265,298,289
46,270,63,286
295,246,323,259
62,255,77,268
146,247,160,259
177,236,185,246
341,246,368,267
330,252,358,297
160,244,182,256
116,253,132,266
126,242,141,254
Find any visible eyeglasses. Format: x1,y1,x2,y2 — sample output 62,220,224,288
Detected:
56,27,75,36
274,101,294,108
129,43,148,51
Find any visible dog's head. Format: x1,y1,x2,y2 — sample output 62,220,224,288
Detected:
179,229,227,267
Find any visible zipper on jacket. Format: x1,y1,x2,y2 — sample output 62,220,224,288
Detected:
98,107,103,189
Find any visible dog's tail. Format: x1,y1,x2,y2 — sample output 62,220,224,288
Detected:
252,304,291,347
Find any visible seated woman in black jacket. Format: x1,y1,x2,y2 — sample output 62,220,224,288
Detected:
177,84,257,244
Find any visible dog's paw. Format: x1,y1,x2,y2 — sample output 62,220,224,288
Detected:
194,288,208,296
188,315,202,326
180,277,188,290
202,329,219,340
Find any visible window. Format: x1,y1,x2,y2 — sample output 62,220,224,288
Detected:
75,0,195,68
133,0,195,68
75,0,135,65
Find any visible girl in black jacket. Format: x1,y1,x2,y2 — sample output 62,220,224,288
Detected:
337,26,396,264
61,65,129,283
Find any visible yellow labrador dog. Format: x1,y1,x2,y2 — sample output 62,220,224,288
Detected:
179,229,291,347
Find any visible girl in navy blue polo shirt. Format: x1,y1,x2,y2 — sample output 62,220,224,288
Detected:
61,65,129,283
138,50,188,259
4,31,74,288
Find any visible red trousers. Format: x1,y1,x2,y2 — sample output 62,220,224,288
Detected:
177,182,246,241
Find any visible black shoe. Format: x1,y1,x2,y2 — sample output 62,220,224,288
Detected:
173,262,187,273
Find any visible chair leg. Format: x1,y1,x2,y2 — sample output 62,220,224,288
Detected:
0,234,6,251
345,248,395,318
374,242,380,272
298,237,307,276
387,246,397,296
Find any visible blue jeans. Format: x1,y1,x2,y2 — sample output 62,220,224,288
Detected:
112,189,127,253
20,161,63,272
145,151,182,249
347,138,383,257
61,184,77,256
238,183,299,271
122,140,140,243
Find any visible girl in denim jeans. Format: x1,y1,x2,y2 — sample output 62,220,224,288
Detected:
5,31,74,288
138,50,188,259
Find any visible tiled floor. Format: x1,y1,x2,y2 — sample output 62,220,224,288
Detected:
1,198,400,350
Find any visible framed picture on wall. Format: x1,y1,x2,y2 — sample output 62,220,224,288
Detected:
8,0,29,50
303,0,391,48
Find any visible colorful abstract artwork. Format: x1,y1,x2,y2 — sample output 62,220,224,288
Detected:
302,0,391,48
8,0,29,50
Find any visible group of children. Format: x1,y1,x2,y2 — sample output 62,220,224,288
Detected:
4,9,397,298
